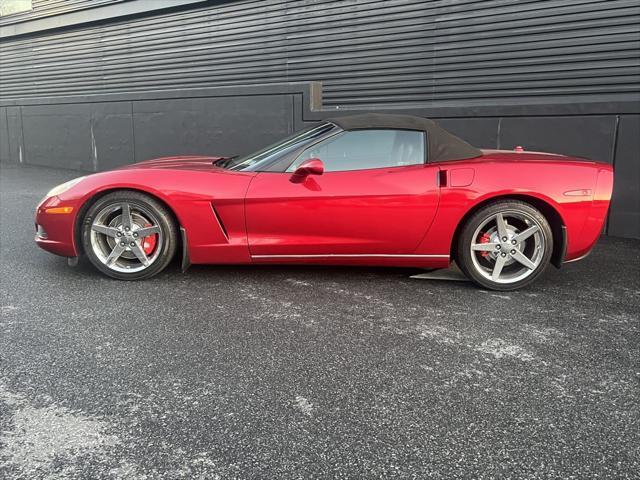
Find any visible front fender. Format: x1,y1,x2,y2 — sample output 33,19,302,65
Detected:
57,169,256,264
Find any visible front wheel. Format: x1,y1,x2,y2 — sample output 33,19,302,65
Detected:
456,200,553,291
81,191,178,280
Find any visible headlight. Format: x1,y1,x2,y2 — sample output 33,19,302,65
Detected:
45,176,86,198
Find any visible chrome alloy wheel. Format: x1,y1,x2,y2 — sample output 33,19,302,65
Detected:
90,203,162,273
469,211,545,285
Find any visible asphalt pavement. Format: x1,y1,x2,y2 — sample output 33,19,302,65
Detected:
1,164,638,479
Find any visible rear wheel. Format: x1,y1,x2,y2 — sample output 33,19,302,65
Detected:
81,191,178,280
456,200,553,291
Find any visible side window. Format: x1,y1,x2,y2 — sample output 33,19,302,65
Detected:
287,129,425,172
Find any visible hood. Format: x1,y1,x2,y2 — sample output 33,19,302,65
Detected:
120,155,229,172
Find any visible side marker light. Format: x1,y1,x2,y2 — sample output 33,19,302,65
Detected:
45,206,74,214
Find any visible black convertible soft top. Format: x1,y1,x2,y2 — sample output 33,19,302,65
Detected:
327,113,482,163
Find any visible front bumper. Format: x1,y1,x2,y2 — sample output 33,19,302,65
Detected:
34,196,80,257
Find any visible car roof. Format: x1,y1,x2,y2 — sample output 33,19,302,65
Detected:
327,113,482,162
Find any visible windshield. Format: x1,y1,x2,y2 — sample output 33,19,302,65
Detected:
225,123,335,171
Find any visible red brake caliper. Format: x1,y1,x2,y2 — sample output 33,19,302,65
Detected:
478,232,491,258
142,223,157,255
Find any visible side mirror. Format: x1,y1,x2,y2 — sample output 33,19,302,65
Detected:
290,158,324,182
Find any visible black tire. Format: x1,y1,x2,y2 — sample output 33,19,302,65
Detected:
456,200,553,291
81,191,178,280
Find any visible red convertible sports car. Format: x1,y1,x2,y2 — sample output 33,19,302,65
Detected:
35,114,613,290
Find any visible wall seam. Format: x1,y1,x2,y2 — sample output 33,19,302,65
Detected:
18,107,26,164
130,100,136,163
606,114,621,235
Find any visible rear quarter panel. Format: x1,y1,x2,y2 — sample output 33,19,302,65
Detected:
417,156,613,261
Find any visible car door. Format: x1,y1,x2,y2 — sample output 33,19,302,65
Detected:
244,128,440,256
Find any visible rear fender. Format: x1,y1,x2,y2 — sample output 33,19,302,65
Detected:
417,160,608,262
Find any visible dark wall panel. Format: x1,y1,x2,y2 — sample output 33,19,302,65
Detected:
132,94,293,162
91,101,135,171
0,107,9,163
498,116,617,162
608,115,640,239
432,118,500,149
1,89,298,171
5,107,24,165
11,102,137,171
21,104,93,170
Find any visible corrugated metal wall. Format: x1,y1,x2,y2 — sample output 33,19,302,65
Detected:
1,0,639,107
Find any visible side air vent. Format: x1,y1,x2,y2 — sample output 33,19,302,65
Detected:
211,204,229,241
